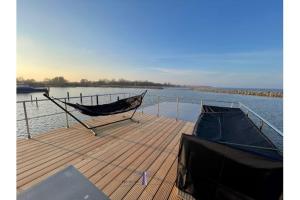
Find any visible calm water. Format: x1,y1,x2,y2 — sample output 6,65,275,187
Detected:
17,87,283,140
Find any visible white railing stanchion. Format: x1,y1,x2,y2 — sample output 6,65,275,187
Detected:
91,96,93,105
200,100,203,113
36,97,38,107
23,101,31,139
64,98,69,128
157,96,160,117
176,97,179,121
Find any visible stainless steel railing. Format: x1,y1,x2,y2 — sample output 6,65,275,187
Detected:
17,92,283,143
239,102,283,136
17,92,131,139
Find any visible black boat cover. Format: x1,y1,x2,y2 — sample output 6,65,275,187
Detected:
193,105,282,160
57,90,147,116
176,134,283,200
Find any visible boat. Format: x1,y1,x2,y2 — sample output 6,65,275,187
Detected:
176,105,283,200
17,85,49,94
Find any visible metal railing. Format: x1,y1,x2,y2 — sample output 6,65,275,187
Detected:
17,92,131,139
17,92,283,144
239,102,283,136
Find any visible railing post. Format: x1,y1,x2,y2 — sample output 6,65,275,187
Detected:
96,95,99,105
30,95,33,103
176,97,179,121
157,96,160,117
200,100,203,112
23,101,31,139
91,96,93,105
260,120,264,131
35,97,38,107
64,98,69,128
230,102,233,108
67,92,70,101
80,93,82,104
109,94,112,102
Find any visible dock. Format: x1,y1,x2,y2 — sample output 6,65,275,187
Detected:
17,112,194,200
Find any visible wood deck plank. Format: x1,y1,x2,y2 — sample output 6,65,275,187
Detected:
76,116,169,176
17,114,154,172
17,113,195,200
109,123,189,200
94,120,184,196
123,123,191,200
18,115,155,191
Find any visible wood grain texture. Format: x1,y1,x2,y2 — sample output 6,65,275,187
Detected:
17,113,194,200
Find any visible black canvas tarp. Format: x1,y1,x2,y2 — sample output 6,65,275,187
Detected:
55,90,146,116
176,134,283,200
193,105,282,160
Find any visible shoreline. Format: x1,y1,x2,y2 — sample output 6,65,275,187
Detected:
190,87,283,98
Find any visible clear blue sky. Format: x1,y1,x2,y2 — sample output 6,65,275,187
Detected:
17,0,283,89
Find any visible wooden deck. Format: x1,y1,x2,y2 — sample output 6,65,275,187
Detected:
17,112,195,200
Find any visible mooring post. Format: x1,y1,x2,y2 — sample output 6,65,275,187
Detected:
23,101,31,139
35,97,38,107
176,97,179,121
67,92,70,101
80,93,82,104
96,95,99,105
231,102,234,108
157,96,160,117
91,96,93,105
64,98,69,128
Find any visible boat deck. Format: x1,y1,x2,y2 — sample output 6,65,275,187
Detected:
17,112,194,200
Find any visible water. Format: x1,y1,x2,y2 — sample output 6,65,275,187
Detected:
17,87,283,139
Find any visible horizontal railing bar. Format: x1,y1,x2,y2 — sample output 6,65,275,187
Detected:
17,109,78,121
16,92,282,138
239,102,283,137
145,94,240,104
16,92,129,103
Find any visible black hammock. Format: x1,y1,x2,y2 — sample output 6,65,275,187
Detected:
54,90,147,116
43,91,147,136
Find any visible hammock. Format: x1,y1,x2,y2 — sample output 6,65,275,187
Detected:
55,91,147,116
43,90,147,136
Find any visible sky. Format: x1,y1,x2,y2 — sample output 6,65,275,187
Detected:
17,0,283,89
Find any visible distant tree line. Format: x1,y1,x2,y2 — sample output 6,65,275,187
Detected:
16,76,178,88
